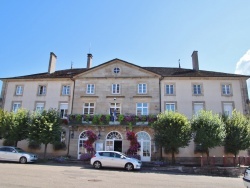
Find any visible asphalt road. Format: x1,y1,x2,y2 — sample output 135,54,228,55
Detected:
0,162,244,188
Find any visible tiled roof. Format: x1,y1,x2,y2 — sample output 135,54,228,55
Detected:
1,62,249,80
1,68,88,79
142,67,249,78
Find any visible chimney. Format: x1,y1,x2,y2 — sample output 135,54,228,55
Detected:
48,52,57,73
87,53,93,68
191,51,199,71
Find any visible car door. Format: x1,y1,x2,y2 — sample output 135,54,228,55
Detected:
0,147,7,160
5,147,18,161
111,153,126,168
99,152,111,167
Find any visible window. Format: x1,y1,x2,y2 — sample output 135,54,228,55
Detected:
112,84,120,94
193,102,204,115
12,102,21,113
113,67,120,74
15,85,23,95
38,85,46,95
86,84,95,94
223,102,234,117
83,103,95,115
165,103,176,112
35,102,45,112
166,84,174,95
60,103,68,119
62,85,70,95
222,84,231,95
136,103,148,115
110,103,121,121
138,83,147,94
193,84,202,95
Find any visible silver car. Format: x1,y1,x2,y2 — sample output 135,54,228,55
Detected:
0,146,38,164
90,151,142,171
243,166,250,187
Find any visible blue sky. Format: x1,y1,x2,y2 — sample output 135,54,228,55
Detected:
1,0,250,93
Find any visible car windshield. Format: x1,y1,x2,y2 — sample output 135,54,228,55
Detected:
119,152,128,158
15,148,25,153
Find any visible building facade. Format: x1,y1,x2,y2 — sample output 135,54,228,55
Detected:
0,51,249,161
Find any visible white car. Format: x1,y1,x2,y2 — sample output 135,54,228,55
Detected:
90,151,142,171
0,146,38,164
243,166,250,187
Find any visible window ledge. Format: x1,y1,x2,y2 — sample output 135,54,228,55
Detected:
81,95,99,98
106,96,125,98
133,95,152,98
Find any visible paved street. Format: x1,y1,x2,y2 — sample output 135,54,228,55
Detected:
0,162,244,188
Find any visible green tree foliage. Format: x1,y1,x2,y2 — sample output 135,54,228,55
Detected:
152,111,192,164
224,110,250,158
29,109,62,159
191,110,226,162
0,109,30,147
0,109,5,139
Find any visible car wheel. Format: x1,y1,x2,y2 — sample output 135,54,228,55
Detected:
93,161,102,169
125,163,134,171
20,157,27,164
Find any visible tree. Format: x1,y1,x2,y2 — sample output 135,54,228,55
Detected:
191,110,226,164
0,109,5,139
224,110,250,159
0,109,30,147
29,109,62,159
152,111,192,164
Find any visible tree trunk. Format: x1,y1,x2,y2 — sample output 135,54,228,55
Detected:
159,145,163,160
206,149,210,166
234,153,237,167
171,149,175,164
43,144,48,159
14,140,18,147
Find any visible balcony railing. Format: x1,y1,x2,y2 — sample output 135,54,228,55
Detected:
62,114,157,126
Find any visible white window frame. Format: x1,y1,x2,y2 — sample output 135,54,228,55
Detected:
35,102,45,112
15,85,23,96
83,102,95,115
112,84,120,94
193,84,202,95
136,103,148,115
193,102,205,115
86,84,95,94
222,102,234,117
138,83,147,94
166,84,174,95
222,84,232,95
165,102,176,112
62,85,70,95
60,103,68,119
12,102,21,113
38,85,46,95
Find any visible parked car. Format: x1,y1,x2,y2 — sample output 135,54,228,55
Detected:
0,146,38,164
243,166,250,187
90,151,142,171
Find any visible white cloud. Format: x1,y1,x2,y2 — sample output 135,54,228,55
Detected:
235,50,250,75
235,50,250,97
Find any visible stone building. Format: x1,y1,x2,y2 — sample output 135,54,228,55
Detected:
0,51,249,161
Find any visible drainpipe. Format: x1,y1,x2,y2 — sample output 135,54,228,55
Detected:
159,76,163,113
67,78,76,156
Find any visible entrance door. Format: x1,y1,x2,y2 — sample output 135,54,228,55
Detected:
114,140,122,152
105,131,123,151
136,131,151,161
78,131,88,159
